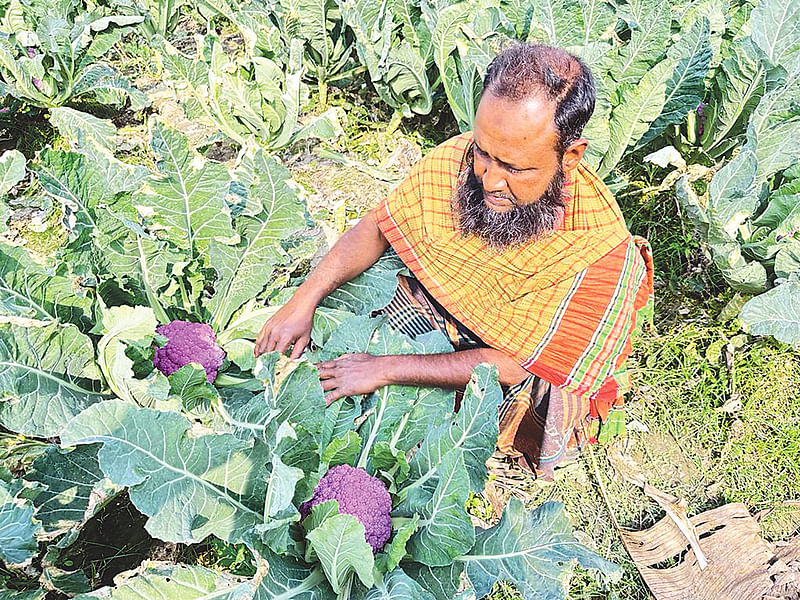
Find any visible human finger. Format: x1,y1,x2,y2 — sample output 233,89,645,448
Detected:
289,335,310,360
325,389,344,405
320,378,338,391
274,334,297,356
254,326,270,357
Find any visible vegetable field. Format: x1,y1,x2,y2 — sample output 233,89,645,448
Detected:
0,0,798,598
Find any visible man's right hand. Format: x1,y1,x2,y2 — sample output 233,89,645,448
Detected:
253,298,316,359
253,210,390,360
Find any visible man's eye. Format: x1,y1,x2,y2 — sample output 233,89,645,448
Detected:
506,165,522,174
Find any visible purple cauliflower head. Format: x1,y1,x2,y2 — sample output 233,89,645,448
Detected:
152,320,225,384
301,464,392,552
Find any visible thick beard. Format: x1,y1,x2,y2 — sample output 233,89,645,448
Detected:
454,163,566,251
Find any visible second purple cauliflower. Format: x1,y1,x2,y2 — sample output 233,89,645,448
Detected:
152,320,225,384
301,464,392,552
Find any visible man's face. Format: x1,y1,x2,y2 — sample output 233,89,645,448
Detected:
471,91,564,212
454,91,573,249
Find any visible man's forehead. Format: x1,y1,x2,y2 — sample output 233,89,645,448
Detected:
473,93,559,160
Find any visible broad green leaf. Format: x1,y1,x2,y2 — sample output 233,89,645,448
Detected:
358,326,454,468
775,243,800,279
751,0,800,69
370,442,410,486
49,107,116,155
219,358,326,446
321,396,363,449
223,339,256,372
258,361,328,441
311,307,358,347
708,148,759,233
33,149,146,237
321,253,405,314
0,590,46,600
753,191,800,231
24,444,118,536
501,0,534,37
357,325,422,466
61,401,268,544
160,39,209,90
383,44,433,117
599,59,672,176
365,568,436,600
675,0,727,69
0,149,25,196
408,450,474,566
207,151,308,332
169,364,219,411
39,567,91,596
614,0,670,87
577,44,614,168
579,0,616,46
747,70,800,183
274,423,321,508
96,305,163,405
406,364,500,497
462,499,622,598
74,564,253,600
403,564,463,600
217,387,271,440
92,206,178,321
392,0,433,62
135,121,235,259
529,0,613,47
0,201,9,234
739,281,800,345
0,480,40,566
317,315,384,361
432,3,475,127
33,150,105,235
217,304,281,346
0,245,93,328
704,150,768,293
264,454,304,519
253,557,333,600
701,38,766,157
0,323,109,438
305,501,340,535
381,514,419,573
306,513,375,593
70,64,148,111
636,18,713,148
321,431,362,466
389,383,454,455
380,331,454,454
282,0,334,68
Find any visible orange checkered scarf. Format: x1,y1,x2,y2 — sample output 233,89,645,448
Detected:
375,133,653,414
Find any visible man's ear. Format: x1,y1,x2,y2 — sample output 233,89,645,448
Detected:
561,138,588,171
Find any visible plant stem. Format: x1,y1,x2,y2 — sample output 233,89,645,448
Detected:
326,65,366,84
336,573,353,600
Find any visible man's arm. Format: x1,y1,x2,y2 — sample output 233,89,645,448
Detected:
316,347,530,404
254,210,389,358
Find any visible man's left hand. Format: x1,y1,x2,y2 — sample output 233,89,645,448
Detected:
316,353,390,405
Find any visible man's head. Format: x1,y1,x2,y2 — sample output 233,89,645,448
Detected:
455,43,595,250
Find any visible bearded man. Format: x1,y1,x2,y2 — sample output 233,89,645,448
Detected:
254,43,653,478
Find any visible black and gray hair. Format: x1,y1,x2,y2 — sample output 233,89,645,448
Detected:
482,43,595,154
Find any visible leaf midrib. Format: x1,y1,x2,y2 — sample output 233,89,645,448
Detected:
73,431,262,521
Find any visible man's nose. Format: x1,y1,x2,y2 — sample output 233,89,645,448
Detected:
481,160,508,193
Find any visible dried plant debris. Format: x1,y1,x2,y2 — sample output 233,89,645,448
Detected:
619,503,800,600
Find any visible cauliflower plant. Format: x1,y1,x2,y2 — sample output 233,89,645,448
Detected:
302,464,392,552
152,320,226,384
